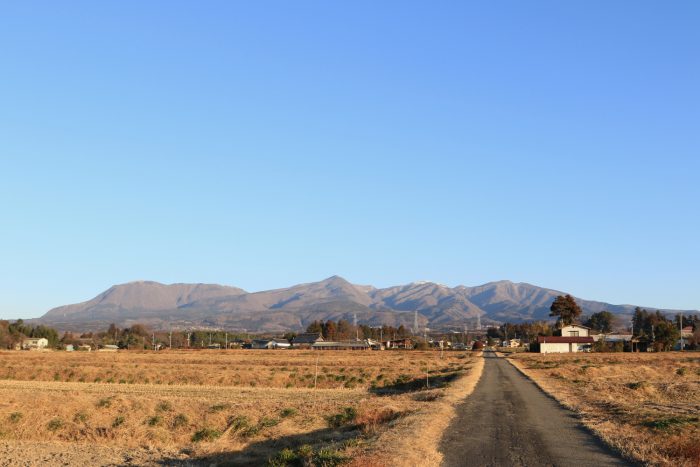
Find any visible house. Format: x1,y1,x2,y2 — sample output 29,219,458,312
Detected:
291,333,324,348
251,338,291,349
366,338,384,350
558,324,590,337
312,340,370,351
97,344,119,352
677,326,695,350
503,339,521,348
65,344,74,352
538,335,593,353
22,338,49,350
383,338,414,349
77,344,92,352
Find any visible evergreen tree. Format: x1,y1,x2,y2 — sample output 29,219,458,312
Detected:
549,294,583,326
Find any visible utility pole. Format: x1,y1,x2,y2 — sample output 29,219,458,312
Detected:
679,312,683,351
225,332,228,350
426,360,430,388
169,331,172,350
314,355,319,389
152,333,156,351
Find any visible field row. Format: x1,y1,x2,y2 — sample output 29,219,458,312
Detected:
0,350,479,465
0,350,464,389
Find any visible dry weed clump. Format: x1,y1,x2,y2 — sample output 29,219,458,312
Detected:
0,349,480,465
508,352,700,467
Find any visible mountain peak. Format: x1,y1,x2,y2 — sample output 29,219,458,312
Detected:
38,277,698,332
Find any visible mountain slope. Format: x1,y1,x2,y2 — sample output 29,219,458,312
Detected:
37,277,697,332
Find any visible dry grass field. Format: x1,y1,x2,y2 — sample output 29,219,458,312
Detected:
507,352,700,467
0,349,482,466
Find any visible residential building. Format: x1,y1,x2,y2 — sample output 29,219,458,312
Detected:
538,335,593,353
22,338,49,350
291,333,324,348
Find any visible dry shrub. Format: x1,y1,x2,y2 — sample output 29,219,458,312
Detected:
666,435,700,465
357,406,401,434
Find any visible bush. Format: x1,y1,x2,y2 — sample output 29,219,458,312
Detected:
228,415,251,432
280,408,297,418
191,427,222,442
96,397,113,408
172,414,189,428
267,448,297,466
147,415,162,426
112,416,125,428
209,403,231,413
73,411,89,423
644,416,699,431
47,418,64,432
326,407,357,428
259,417,280,428
9,412,22,423
156,401,172,412
314,448,349,466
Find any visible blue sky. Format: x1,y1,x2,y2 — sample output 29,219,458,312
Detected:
1,1,698,319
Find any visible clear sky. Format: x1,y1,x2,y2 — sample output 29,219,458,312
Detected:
1,1,698,319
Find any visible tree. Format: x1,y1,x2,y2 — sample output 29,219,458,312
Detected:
305,320,323,335
549,295,582,327
323,321,337,340
653,320,680,351
586,311,614,334
336,319,354,340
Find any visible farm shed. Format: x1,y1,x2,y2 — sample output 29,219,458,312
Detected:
251,338,291,349
312,341,370,351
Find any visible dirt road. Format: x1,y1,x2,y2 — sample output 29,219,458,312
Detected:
439,351,632,467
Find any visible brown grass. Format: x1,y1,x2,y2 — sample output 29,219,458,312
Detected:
349,351,485,466
0,349,481,465
507,352,700,467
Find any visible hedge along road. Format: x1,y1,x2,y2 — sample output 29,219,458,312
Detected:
439,351,633,467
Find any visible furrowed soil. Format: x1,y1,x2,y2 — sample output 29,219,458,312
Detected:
0,349,481,466
506,352,700,467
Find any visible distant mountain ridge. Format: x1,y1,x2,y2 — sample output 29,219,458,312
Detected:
38,276,697,332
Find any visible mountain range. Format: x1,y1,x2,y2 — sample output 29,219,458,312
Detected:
36,276,697,333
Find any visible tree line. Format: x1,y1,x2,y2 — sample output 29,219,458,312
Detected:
0,320,60,349
303,320,411,341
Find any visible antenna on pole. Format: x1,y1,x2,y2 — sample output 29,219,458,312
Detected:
414,310,419,335
353,313,358,341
